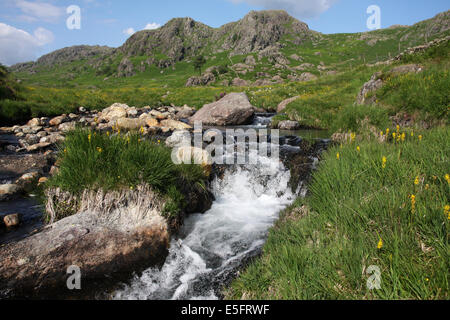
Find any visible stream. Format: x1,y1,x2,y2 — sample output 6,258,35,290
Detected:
113,114,328,300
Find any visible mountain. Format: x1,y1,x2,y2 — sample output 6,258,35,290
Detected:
9,9,450,87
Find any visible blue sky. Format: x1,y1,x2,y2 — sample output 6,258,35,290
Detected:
0,0,449,65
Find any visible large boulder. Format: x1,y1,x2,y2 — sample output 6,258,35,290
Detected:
0,185,169,299
189,92,255,126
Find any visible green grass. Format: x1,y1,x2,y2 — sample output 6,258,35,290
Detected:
45,128,207,222
227,126,449,300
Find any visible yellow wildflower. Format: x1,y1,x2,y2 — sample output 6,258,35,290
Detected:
425,184,429,190
336,152,340,160
411,131,414,137
414,176,420,186
356,146,360,153
96,147,102,153
386,128,390,135
393,132,396,140
418,135,422,141
396,125,400,132
401,133,405,142
411,195,416,213
445,174,450,184
350,132,356,142
444,205,450,220
88,134,92,143
106,131,110,137
382,156,387,169
377,238,383,250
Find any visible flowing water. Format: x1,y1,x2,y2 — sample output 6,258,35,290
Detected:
114,150,296,300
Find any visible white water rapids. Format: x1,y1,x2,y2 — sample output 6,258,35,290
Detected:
113,151,295,300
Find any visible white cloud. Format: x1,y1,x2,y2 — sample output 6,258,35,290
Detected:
144,22,161,30
123,27,135,36
0,23,54,65
15,0,64,22
33,26,54,45
229,0,338,18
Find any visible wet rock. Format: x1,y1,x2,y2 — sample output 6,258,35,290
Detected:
189,92,255,126
3,214,20,228
278,120,301,130
25,134,40,145
15,172,40,193
0,184,21,201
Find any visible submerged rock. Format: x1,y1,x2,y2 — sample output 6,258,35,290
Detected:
3,214,20,228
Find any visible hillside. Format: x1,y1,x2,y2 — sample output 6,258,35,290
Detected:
9,10,449,88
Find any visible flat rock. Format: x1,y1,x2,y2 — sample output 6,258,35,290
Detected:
0,185,169,299
277,96,300,113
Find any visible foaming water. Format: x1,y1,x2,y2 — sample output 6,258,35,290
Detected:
113,154,294,300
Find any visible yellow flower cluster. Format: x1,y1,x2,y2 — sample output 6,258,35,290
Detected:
382,156,387,169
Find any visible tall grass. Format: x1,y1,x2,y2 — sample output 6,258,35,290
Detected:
228,126,449,299
46,129,207,221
